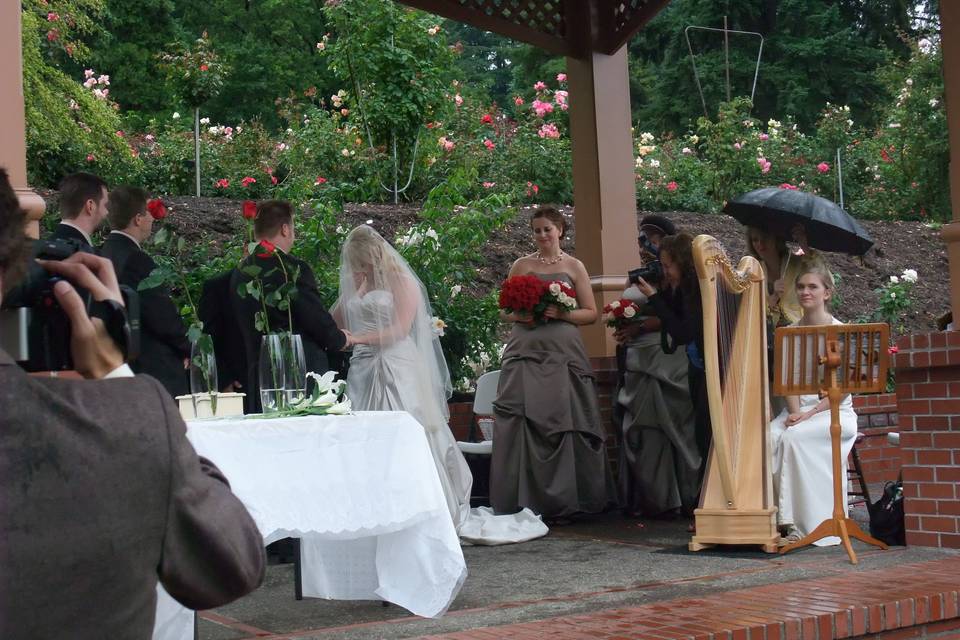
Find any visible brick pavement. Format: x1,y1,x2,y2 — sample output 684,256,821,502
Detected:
414,557,960,640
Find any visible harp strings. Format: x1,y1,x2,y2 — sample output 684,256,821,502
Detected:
716,265,744,470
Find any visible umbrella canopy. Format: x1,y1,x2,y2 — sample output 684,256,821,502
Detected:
723,187,874,256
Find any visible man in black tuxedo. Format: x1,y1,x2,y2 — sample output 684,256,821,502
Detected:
199,269,247,393
99,186,190,397
230,200,350,412
50,172,109,249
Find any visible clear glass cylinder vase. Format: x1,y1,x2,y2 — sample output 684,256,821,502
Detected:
259,334,286,414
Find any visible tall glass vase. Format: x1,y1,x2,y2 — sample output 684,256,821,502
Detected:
283,334,307,408
259,334,286,414
189,341,219,418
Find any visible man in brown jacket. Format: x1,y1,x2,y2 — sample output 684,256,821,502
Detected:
0,168,266,638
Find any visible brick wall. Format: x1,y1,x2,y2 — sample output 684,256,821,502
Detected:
894,330,960,549
852,393,902,487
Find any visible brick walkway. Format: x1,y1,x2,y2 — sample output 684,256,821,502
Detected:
415,557,960,640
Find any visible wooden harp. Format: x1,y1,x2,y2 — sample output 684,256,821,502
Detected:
689,235,779,553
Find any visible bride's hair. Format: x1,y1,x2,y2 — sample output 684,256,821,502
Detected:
343,225,403,276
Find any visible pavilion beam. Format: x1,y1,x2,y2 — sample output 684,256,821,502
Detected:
600,0,673,55
396,0,572,56
566,12,639,357
941,1,960,327
0,4,45,238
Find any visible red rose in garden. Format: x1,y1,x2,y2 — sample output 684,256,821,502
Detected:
481,114,493,124
146,199,168,220
215,178,230,189
200,63,209,71
241,176,257,187
315,176,328,185
888,345,899,355
256,239,276,258
242,200,257,220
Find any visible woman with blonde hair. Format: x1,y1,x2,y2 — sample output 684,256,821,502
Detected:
769,258,857,546
334,225,547,544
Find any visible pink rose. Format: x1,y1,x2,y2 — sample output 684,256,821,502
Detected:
483,139,495,151
666,181,678,192
482,181,496,189
556,73,567,83
315,176,328,185
513,96,524,106
533,81,547,91
538,123,560,139
817,162,830,174
532,99,554,118
779,183,798,190
241,176,257,187
215,179,230,189
86,154,95,162
759,133,769,141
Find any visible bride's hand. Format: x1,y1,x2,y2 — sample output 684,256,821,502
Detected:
341,329,355,349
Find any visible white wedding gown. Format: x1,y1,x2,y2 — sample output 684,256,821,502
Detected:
346,291,548,545
769,318,858,546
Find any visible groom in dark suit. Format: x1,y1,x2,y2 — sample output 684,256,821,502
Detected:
0,168,264,638
100,186,191,396
230,200,350,412
49,172,110,250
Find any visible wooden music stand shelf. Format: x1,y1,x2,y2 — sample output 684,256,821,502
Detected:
773,323,891,564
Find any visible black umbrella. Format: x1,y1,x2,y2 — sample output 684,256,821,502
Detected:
723,187,874,256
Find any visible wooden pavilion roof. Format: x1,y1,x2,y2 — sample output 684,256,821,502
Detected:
395,0,671,57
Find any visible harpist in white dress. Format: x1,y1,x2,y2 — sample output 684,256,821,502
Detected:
769,317,857,546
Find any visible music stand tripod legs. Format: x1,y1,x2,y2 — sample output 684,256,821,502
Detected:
778,339,888,564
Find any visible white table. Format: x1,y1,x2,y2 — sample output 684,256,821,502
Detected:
154,411,466,639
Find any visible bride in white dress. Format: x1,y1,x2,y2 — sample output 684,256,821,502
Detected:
334,225,547,545
769,260,857,546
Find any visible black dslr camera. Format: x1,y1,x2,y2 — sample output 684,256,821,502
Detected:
0,238,139,372
627,233,662,285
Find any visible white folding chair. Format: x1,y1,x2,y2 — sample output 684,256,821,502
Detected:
457,370,499,456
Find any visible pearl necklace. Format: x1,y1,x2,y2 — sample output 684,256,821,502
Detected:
537,251,565,265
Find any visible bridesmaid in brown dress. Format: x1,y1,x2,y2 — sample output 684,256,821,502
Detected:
491,207,617,521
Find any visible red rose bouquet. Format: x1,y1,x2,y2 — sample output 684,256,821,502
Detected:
499,275,578,324
603,298,642,328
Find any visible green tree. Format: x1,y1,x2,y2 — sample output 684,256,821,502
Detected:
21,0,140,187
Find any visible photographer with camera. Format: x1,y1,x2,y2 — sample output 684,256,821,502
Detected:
614,216,700,519
101,186,191,397
50,172,110,249
0,168,265,638
632,232,711,524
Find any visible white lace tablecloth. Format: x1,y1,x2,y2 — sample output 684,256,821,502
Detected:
154,411,466,639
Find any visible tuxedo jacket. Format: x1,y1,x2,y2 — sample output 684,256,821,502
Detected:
99,232,191,396
0,349,266,638
49,222,93,250
230,250,345,412
199,269,247,392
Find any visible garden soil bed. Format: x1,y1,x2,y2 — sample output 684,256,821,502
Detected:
40,193,951,336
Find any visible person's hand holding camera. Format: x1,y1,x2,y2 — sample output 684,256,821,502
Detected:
36,252,125,379
633,276,658,299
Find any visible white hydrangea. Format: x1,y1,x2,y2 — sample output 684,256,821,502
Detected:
648,158,660,168
639,132,655,144
901,268,918,283
889,275,900,284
